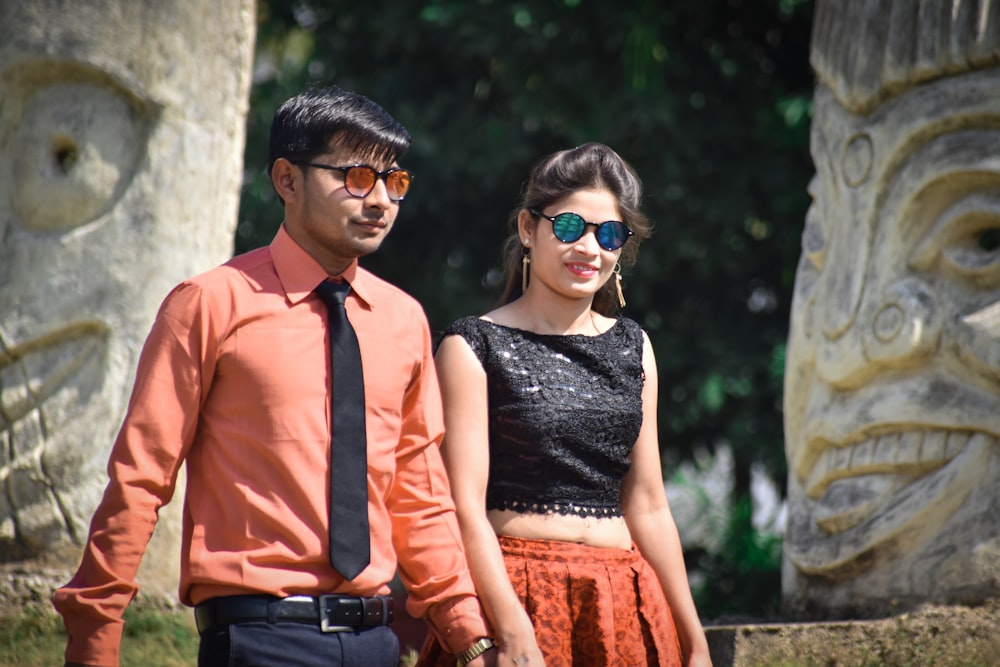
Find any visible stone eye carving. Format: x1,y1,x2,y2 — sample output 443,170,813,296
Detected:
4,65,152,232
912,191,1000,289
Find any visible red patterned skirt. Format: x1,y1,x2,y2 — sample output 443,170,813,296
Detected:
415,535,682,667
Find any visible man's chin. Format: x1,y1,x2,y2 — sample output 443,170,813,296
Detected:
353,238,386,258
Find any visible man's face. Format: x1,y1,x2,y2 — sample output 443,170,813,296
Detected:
282,151,403,274
783,68,1000,610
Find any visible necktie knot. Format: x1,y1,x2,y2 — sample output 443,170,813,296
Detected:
315,280,350,308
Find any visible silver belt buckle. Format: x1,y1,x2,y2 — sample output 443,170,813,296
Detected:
318,595,352,633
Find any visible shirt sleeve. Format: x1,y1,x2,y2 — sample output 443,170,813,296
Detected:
389,311,491,653
51,282,214,667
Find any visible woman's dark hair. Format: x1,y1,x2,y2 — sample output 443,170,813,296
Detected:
497,143,652,315
267,85,411,202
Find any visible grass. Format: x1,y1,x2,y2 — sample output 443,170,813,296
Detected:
0,605,422,667
0,605,198,667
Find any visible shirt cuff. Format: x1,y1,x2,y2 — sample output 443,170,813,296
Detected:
424,594,492,655
62,615,124,667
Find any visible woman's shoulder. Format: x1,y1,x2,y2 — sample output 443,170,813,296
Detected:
606,316,646,354
444,315,490,337
441,315,500,360
445,303,523,336
613,315,644,337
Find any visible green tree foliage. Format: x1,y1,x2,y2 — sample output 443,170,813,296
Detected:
239,0,815,616
689,496,784,619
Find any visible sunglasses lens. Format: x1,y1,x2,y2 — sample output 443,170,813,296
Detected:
385,170,412,201
597,222,630,250
344,166,377,197
551,213,586,243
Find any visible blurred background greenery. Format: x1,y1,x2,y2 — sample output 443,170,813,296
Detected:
239,0,815,620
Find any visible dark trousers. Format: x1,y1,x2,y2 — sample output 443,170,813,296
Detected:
197,621,400,667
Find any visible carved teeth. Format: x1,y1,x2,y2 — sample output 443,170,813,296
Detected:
946,431,969,458
921,430,947,461
805,429,990,498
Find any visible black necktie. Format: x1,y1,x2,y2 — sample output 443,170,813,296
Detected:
315,280,370,580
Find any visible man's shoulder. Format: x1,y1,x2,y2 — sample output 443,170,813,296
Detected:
215,245,273,279
183,246,272,290
355,266,423,311
158,247,273,317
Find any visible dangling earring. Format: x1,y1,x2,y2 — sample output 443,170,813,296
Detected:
521,244,531,293
613,263,626,308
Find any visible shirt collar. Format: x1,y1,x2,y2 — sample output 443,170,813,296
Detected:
270,224,374,309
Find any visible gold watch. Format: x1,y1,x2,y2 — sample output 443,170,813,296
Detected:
456,637,496,666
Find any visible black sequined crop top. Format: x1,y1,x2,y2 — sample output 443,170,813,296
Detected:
442,316,646,519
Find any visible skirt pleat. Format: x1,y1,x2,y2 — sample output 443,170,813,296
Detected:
414,535,682,667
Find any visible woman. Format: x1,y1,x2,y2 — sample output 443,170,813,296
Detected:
418,143,712,667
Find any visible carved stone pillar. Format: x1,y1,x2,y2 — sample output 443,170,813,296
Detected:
783,0,1000,616
0,0,255,600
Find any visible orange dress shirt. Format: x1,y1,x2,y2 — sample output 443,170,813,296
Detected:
53,225,488,666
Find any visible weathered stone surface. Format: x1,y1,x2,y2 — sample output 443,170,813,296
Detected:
783,0,1000,615
706,601,1000,667
0,0,255,600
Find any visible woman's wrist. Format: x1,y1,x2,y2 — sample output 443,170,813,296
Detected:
492,617,539,649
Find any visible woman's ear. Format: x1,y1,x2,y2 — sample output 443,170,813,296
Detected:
517,209,537,245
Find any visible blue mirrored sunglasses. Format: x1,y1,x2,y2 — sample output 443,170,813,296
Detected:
528,208,634,251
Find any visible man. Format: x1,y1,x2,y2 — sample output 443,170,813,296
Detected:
53,85,499,667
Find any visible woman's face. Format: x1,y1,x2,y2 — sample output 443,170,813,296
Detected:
519,188,624,304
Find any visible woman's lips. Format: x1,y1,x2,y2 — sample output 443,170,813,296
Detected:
566,262,598,277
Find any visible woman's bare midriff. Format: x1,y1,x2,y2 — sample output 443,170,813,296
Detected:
488,508,633,550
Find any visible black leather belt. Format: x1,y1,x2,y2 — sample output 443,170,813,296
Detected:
194,594,394,634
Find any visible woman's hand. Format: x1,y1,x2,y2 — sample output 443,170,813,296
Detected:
685,646,714,667
495,640,546,666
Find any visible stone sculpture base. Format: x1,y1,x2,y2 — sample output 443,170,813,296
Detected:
705,600,1000,667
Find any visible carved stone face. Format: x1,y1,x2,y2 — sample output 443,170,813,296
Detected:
0,2,251,581
783,69,1000,612
0,62,154,560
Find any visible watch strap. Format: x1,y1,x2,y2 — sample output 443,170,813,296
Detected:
456,637,496,666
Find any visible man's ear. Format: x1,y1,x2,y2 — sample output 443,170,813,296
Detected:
271,158,301,203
